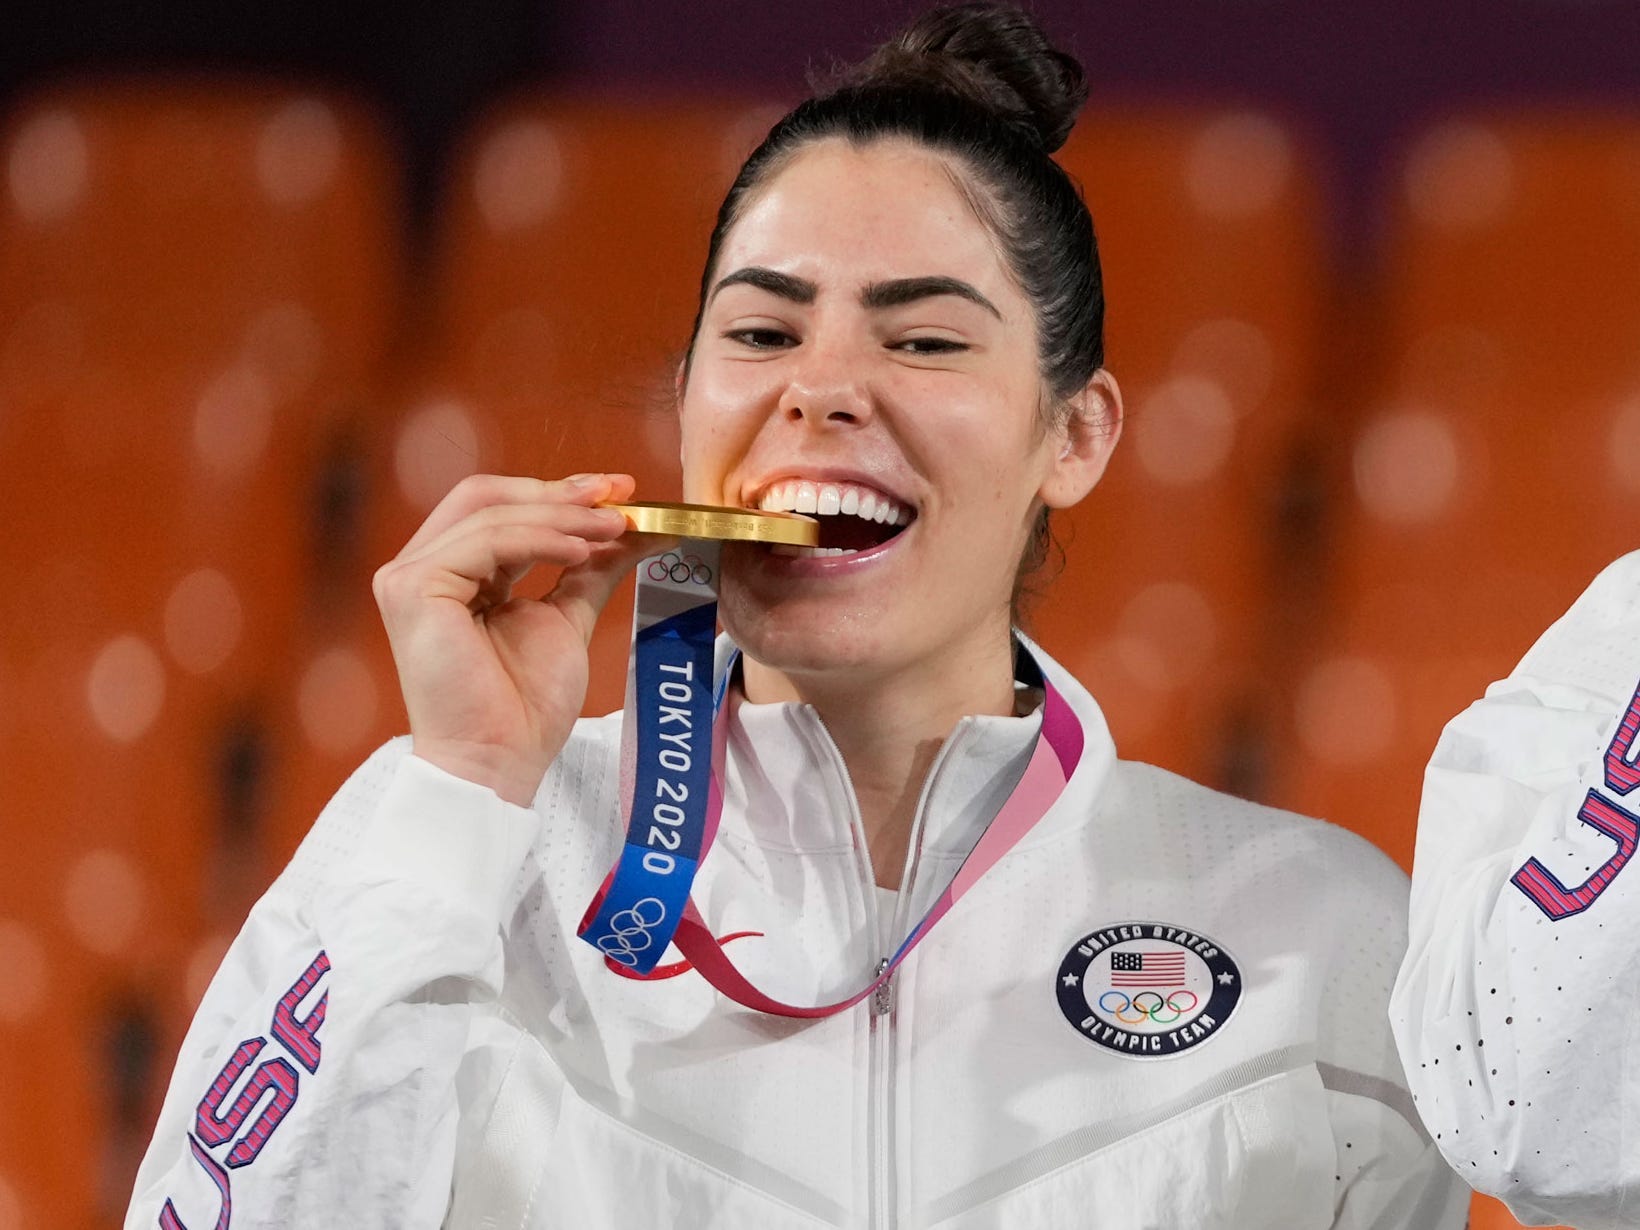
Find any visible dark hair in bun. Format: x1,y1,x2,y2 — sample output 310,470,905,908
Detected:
840,2,1088,154
686,2,1104,407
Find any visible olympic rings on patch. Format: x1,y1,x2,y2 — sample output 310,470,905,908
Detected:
1097,988,1199,1025
1099,989,1149,1024
594,896,669,967
646,552,714,587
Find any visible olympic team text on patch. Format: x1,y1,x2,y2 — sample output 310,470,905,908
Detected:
1056,923,1241,1058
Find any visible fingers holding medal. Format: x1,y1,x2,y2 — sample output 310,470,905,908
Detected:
372,479,814,806
373,471,650,806
389,477,630,605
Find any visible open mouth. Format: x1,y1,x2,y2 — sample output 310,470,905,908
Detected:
755,479,916,557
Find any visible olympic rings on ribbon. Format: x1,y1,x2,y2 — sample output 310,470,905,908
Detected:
646,552,714,587
1096,989,1199,1025
595,897,669,967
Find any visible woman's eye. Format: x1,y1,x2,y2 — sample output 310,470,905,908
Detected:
894,336,969,355
725,328,795,350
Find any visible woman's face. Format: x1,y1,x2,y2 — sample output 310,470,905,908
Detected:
680,136,1111,687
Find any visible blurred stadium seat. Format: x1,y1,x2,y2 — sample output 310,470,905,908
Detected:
260,620,406,865
0,80,404,697
1032,108,1330,794
1273,112,1640,868
0,80,404,1222
387,94,782,716
0,80,399,390
0,611,251,1224
0,932,96,1229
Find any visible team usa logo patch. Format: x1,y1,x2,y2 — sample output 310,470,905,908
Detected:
1056,921,1242,1059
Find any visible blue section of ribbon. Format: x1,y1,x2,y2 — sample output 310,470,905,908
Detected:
580,599,718,974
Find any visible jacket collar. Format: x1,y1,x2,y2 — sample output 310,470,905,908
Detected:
710,633,1116,860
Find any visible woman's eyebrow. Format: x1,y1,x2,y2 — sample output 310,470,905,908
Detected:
710,266,818,304
711,269,1000,321
861,276,1001,319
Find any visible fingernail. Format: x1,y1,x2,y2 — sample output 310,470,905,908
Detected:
566,472,602,489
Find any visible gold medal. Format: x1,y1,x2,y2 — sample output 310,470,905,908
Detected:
602,501,819,546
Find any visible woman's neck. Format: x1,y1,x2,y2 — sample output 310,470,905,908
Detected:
740,629,1018,890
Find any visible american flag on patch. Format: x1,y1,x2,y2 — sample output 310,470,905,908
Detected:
1110,950,1188,988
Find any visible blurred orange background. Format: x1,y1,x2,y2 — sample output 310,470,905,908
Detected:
4,2,1635,1225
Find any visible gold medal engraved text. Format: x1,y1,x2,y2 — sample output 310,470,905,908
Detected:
602,501,819,546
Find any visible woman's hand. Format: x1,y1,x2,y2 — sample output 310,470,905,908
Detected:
373,471,656,806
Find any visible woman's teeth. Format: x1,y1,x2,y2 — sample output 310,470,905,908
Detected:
757,479,914,560
756,479,912,525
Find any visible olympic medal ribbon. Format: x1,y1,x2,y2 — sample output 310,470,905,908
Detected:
578,501,807,971
578,541,723,974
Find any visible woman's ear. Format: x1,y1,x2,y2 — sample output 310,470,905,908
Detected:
1037,368,1123,510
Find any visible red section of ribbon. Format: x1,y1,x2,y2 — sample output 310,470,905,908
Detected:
604,930,764,980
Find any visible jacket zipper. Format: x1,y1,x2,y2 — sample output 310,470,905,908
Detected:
804,708,976,1230
827,742,896,1230
868,719,974,1229
869,955,894,1230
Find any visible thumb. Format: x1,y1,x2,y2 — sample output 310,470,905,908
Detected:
550,533,680,645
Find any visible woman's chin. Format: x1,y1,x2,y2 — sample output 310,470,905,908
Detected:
718,587,893,682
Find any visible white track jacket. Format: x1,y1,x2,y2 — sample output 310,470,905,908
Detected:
1392,552,1640,1229
129,640,1465,1229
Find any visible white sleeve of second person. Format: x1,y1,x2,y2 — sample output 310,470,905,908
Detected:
123,739,540,1229
1391,551,1640,1230
1310,828,1469,1230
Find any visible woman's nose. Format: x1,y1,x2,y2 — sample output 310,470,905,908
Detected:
776,341,872,427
